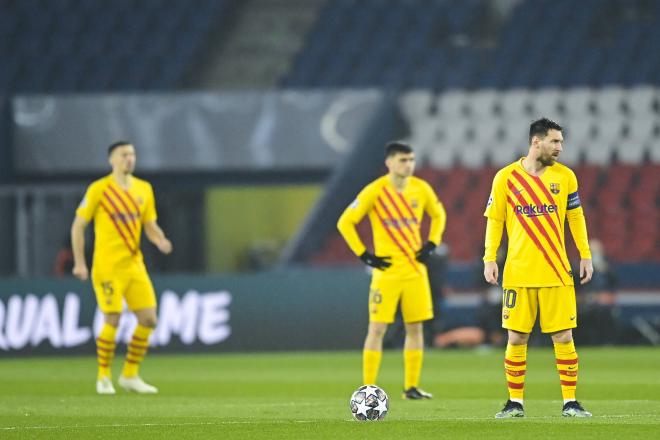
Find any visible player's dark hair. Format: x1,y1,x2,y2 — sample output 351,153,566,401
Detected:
107,140,132,156
529,118,563,144
385,141,413,158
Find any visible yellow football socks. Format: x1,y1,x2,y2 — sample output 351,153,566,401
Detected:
96,323,117,380
554,341,578,401
121,324,153,378
404,349,423,390
363,350,382,385
505,343,527,401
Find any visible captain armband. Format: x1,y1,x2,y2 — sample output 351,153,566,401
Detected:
567,191,581,210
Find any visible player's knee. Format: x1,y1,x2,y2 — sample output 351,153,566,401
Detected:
104,313,120,327
404,322,423,336
367,323,387,339
139,316,158,328
507,330,529,345
551,329,573,344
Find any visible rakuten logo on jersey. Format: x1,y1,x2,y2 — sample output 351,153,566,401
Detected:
515,203,557,216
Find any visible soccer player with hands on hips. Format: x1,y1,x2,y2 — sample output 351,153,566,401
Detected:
483,118,593,418
71,141,172,395
338,141,446,400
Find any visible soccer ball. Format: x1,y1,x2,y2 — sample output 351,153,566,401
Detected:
349,385,389,421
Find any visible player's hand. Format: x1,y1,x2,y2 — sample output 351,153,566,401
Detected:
72,263,89,281
360,251,391,270
157,238,173,254
484,261,499,285
415,241,436,263
580,258,593,284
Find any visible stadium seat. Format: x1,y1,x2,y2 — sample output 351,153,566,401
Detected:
594,117,626,145
471,118,503,147
649,141,660,163
616,144,647,165
559,143,583,166
438,90,469,119
1,0,235,93
625,86,658,116
438,118,471,146
455,142,488,169
530,88,564,121
594,87,625,117
285,0,660,91
427,145,455,169
584,142,614,166
469,89,499,119
498,89,532,119
563,119,594,150
491,144,524,167
563,88,596,118
501,118,530,152
406,118,437,162
399,90,434,120
625,117,657,146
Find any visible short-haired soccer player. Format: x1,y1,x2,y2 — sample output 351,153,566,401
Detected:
483,118,593,418
338,141,446,399
71,141,172,394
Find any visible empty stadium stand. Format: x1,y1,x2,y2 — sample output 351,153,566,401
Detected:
399,87,660,169
283,0,660,90
0,0,236,92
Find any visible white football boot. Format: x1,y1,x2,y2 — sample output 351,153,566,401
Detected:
118,375,158,394
96,377,116,395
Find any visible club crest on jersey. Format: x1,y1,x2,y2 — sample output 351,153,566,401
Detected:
549,183,560,194
136,196,144,205
410,199,419,209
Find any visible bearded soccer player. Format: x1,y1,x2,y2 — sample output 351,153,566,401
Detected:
483,118,593,418
338,141,446,399
71,141,172,395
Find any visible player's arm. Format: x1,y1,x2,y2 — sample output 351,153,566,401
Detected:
337,185,390,270
484,219,504,285
71,215,89,280
144,221,173,254
142,183,172,255
566,172,593,284
483,171,507,285
416,183,447,262
71,183,102,281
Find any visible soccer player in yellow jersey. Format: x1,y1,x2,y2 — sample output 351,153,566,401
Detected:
338,141,446,399
483,118,593,418
71,141,172,395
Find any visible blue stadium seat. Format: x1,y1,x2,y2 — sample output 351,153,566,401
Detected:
284,0,660,89
1,0,236,93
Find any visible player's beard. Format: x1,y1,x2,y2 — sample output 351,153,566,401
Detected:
123,162,135,174
538,153,557,167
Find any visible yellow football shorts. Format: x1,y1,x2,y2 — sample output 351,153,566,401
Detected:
368,275,434,324
92,266,157,314
501,285,577,333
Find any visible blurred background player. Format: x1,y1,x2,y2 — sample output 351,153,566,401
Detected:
337,141,446,399
71,141,173,395
483,118,594,418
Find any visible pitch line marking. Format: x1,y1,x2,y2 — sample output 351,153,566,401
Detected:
2,414,657,431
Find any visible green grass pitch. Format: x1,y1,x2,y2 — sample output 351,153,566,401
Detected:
1,347,659,439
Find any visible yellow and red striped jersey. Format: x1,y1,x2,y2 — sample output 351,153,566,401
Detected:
484,158,591,287
76,175,157,272
338,175,446,280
